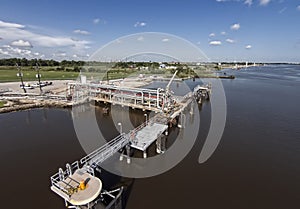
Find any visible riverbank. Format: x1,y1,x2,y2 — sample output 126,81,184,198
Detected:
0,73,227,114
0,98,72,114
0,79,73,113
0,77,153,114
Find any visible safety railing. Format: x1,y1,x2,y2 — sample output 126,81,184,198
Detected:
80,133,129,166
50,161,80,197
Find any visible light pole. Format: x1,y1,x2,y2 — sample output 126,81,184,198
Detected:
144,113,148,125
16,63,26,93
117,122,122,134
35,63,42,94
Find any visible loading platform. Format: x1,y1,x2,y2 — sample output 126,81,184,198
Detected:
130,122,168,151
50,72,211,209
51,169,102,206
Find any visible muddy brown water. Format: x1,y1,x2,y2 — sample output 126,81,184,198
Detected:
0,65,299,209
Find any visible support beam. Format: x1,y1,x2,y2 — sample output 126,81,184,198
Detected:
143,150,147,158
178,113,186,129
190,103,194,115
156,137,161,154
126,145,131,164
161,137,166,153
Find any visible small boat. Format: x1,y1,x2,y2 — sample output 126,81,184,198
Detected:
218,75,235,79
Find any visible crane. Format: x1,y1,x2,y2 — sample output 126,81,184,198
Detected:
162,70,178,113
165,70,178,95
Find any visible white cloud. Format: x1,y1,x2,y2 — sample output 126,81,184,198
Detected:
11,40,32,47
0,48,10,55
259,0,271,6
216,0,266,6
0,20,91,59
245,44,252,49
93,18,100,24
34,52,39,56
114,39,122,44
244,0,253,6
137,36,144,41
226,38,235,43
14,48,31,55
231,23,240,30
71,53,90,59
162,38,169,42
93,18,106,24
0,20,24,28
209,33,216,37
278,7,287,14
297,5,300,11
216,0,247,3
221,31,227,35
73,29,90,35
134,21,147,27
3,45,32,56
0,20,90,49
216,0,236,2
53,52,67,57
209,40,222,46
34,36,90,48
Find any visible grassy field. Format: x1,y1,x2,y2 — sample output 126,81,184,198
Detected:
0,100,7,108
0,68,79,82
0,68,142,83
0,65,217,83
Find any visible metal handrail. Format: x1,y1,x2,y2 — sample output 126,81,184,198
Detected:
50,161,80,196
80,133,129,166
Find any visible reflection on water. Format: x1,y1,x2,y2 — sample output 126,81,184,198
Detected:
0,65,299,209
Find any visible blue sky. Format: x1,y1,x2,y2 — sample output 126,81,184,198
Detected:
0,0,299,62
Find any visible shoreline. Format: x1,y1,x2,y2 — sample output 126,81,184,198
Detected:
0,77,153,114
0,74,226,114
0,98,72,114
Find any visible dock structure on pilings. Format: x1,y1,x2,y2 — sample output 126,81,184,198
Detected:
50,80,211,209
68,82,210,113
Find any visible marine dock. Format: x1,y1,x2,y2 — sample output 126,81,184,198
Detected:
49,72,211,209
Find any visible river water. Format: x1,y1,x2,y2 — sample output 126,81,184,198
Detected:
0,65,299,209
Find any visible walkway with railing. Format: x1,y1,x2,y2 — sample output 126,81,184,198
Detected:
80,133,129,167
50,83,211,209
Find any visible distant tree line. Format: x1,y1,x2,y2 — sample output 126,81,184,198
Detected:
113,61,160,69
0,58,87,72
0,59,203,76
0,58,85,68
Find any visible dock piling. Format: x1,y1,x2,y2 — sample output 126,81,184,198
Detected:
126,145,131,164
143,150,147,159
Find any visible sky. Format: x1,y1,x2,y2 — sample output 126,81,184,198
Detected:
0,0,299,62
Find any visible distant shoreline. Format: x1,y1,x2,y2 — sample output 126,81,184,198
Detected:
0,72,237,114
